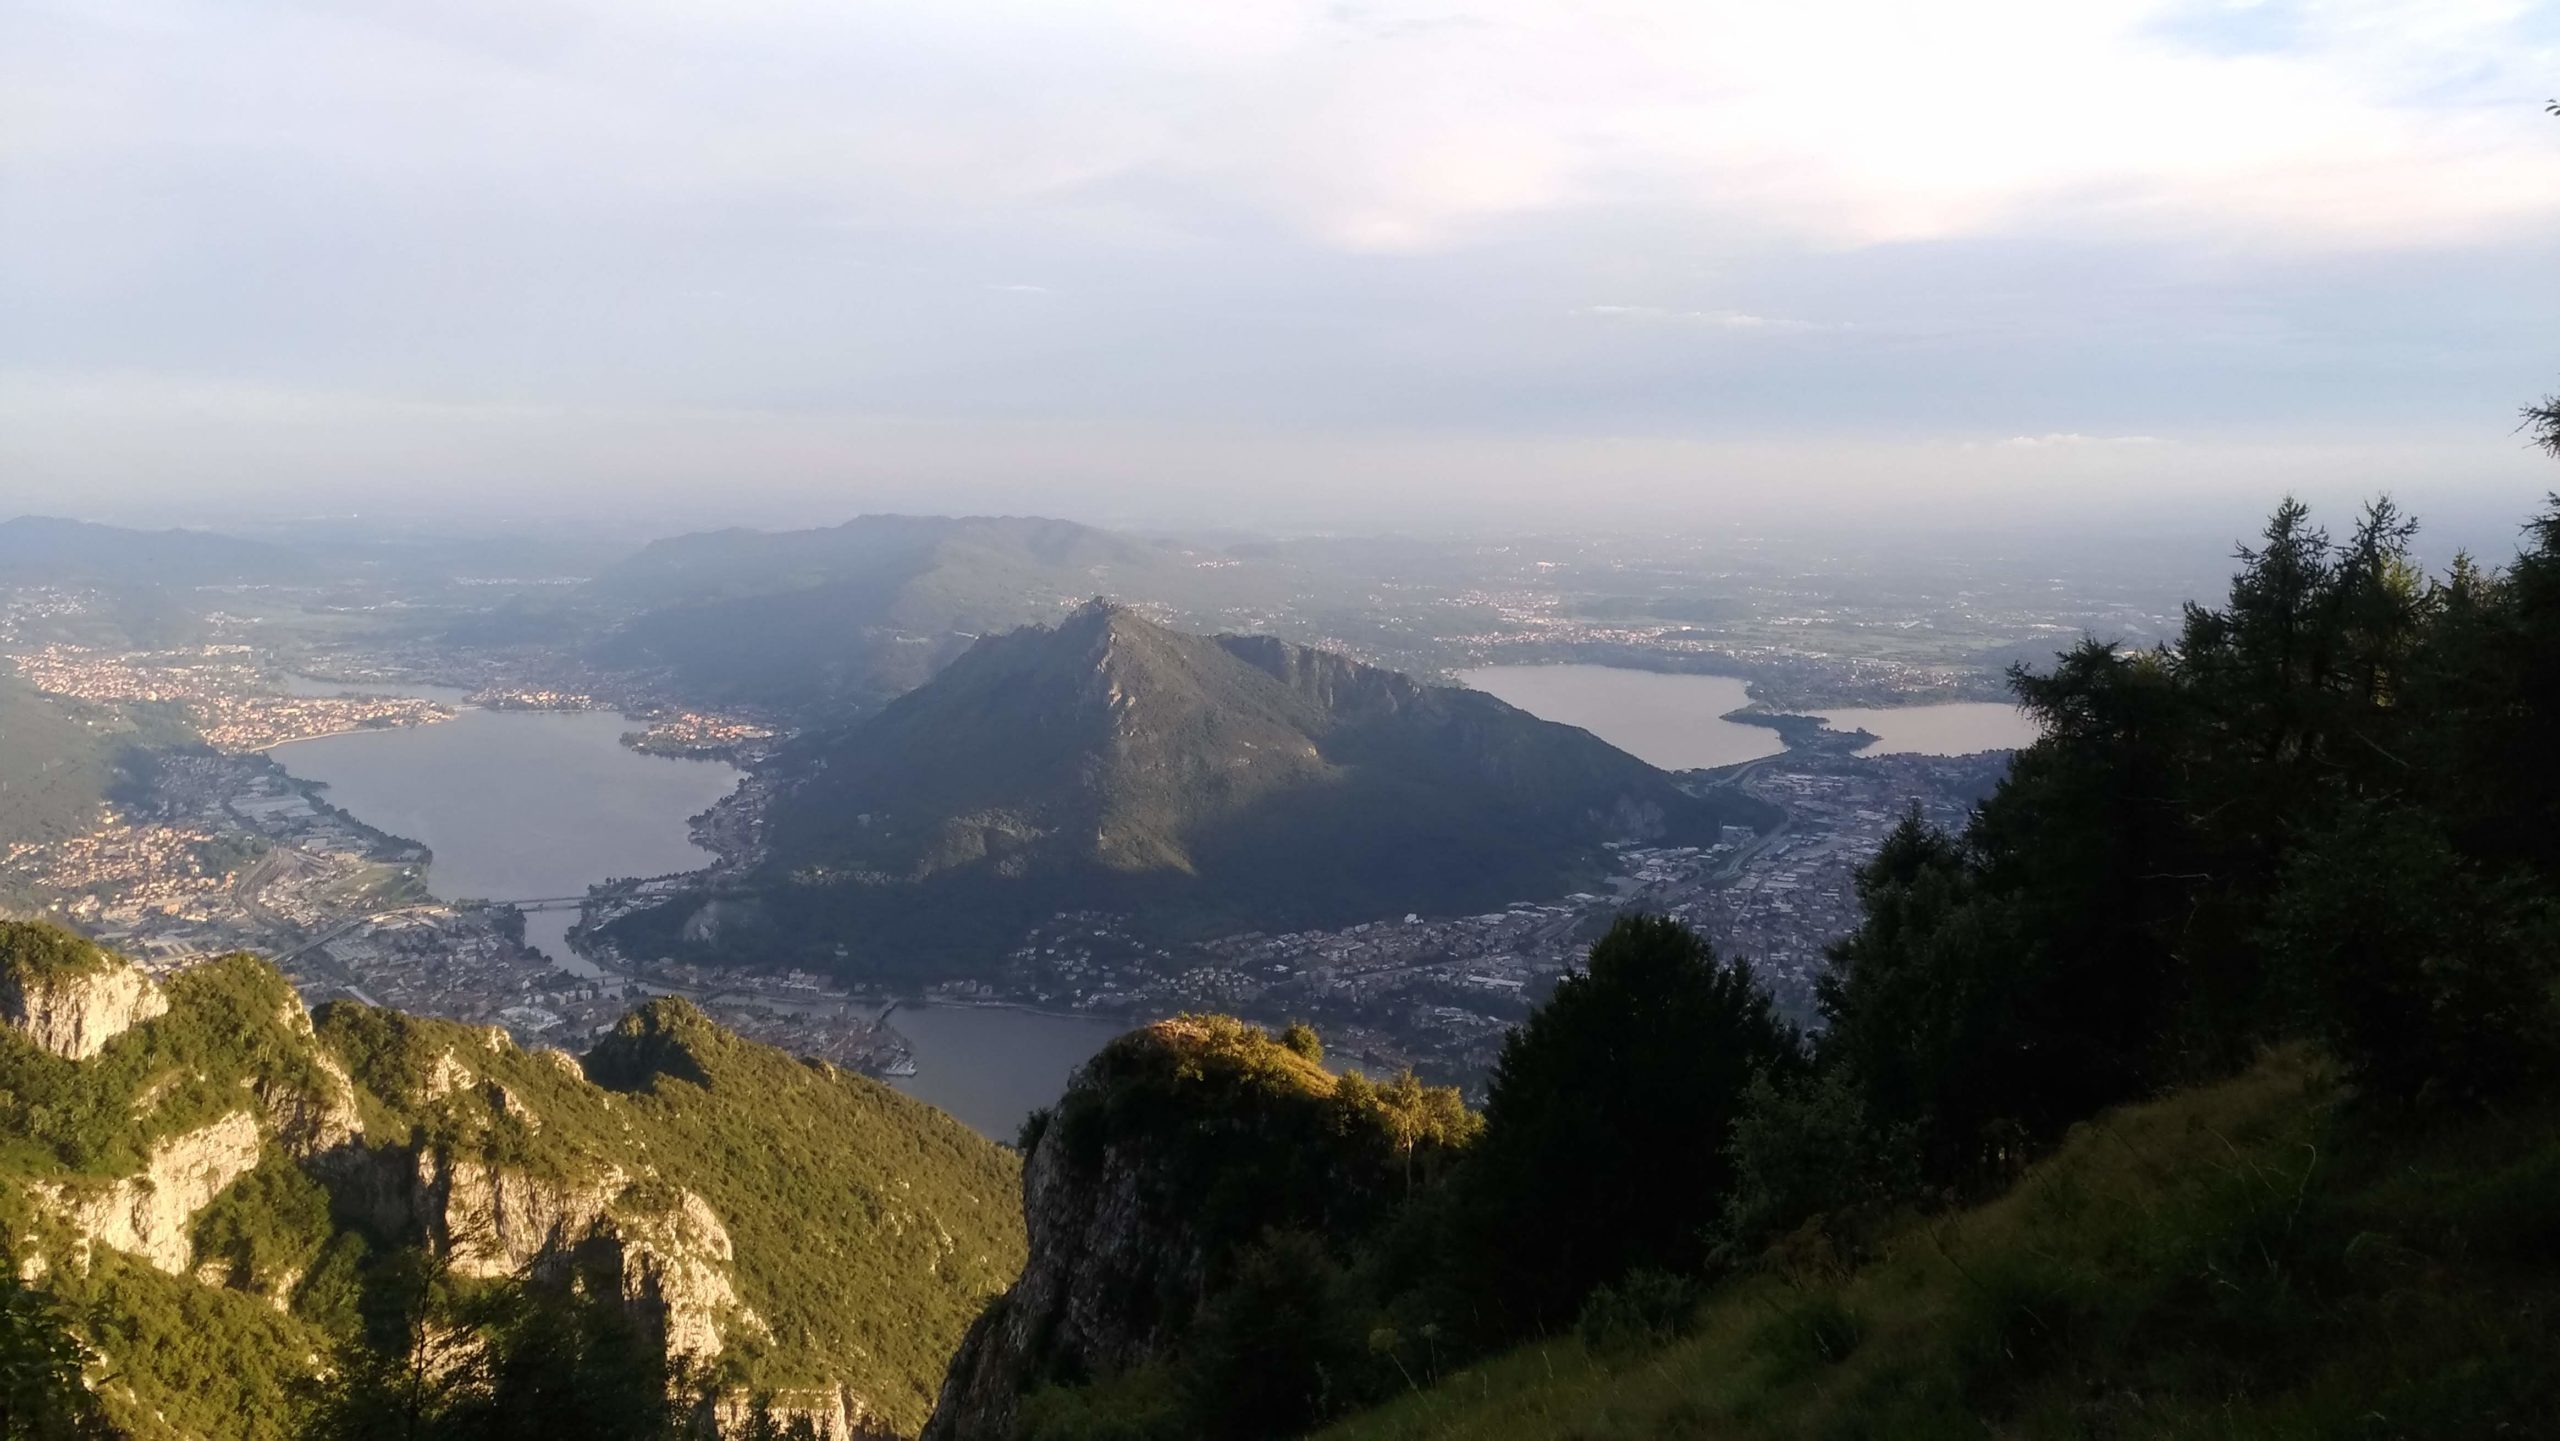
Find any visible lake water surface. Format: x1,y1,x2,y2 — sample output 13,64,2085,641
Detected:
1813,702,2042,755
1461,664,2039,762
1456,666,1783,770
881,1004,1126,1140
269,702,741,976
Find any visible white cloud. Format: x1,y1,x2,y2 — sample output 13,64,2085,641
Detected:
12,0,2552,260
3,0,2553,526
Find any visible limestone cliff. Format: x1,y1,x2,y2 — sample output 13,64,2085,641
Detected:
0,933,167,1059
33,1109,264,1274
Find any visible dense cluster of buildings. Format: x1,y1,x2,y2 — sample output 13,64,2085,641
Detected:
941,747,2005,1088
9,644,449,750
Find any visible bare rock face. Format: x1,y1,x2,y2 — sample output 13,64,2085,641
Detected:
412,1153,761,1372
260,1051,364,1160
425,1153,628,1278
607,1188,760,1363
922,1115,1204,1441
711,1384,893,1440
35,1110,264,1274
923,1026,1299,1441
1,958,167,1060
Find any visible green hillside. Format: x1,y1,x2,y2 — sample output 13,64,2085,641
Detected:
610,602,1774,976
0,923,1023,1440
1317,1044,2560,1440
0,672,120,850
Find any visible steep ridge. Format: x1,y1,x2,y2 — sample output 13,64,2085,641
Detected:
0,922,1023,1440
620,602,1774,975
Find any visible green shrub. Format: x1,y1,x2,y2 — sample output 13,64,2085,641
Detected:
1574,1268,1697,1355
1279,1022,1323,1063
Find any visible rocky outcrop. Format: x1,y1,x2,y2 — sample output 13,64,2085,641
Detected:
603,1188,759,1363
710,1385,891,1441
921,1016,1468,1440
2,957,166,1060
923,1020,1334,1441
259,1052,363,1159
35,1110,263,1274
425,1152,626,1278
923,1107,1207,1440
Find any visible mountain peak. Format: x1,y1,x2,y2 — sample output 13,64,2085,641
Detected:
650,614,1779,974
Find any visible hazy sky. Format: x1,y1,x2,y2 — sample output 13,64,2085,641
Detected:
4,0,2556,536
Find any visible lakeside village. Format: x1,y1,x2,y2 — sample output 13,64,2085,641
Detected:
2,632,2014,1094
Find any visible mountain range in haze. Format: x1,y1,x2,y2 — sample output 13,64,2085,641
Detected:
0,516,310,588
588,515,1256,714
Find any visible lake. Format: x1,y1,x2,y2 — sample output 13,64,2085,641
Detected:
1813,702,2042,755
880,1004,1126,1140
1456,666,1783,770
266,689,1122,1135
269,701,742,977
1460,664,2039,763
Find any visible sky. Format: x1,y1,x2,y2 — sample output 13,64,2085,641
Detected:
3,0,2557,540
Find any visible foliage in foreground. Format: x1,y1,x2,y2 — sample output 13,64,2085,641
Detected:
1318,1046,2560,1441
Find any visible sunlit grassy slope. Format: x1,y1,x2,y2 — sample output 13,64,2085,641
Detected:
1319,1046,2560,1440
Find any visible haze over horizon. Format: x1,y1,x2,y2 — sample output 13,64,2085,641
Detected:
5,0,2556,536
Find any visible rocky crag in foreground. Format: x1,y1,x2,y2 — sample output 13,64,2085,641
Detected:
924,1017,1477,1441
0,921,1024,1440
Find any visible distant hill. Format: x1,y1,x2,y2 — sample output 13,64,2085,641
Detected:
0,925,1023,1440
0,515,309,587
592,515,1223,713
612,602,1775,973
0,673,118,850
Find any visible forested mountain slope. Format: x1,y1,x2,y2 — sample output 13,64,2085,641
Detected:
0,923,1022,1440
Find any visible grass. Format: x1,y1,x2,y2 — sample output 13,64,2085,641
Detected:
1316,1045,2560,1441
